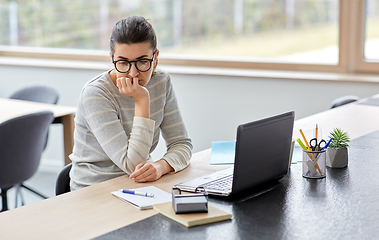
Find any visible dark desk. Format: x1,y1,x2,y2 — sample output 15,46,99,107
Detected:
96,131,379,240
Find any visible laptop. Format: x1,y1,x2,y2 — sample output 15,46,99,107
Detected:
174,111,295,196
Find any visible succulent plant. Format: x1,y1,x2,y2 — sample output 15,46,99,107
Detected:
328,128,350,149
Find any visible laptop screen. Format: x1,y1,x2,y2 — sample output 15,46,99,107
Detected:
232,111,294,194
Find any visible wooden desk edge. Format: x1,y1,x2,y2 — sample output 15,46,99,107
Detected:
61,114,75,165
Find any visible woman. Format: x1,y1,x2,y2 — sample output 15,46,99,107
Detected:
69,16,192,190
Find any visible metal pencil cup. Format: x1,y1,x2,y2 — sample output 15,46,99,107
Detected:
302,149,326,178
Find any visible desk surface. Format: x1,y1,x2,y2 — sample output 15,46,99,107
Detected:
1,98,379,240
0,148,226,240
95,132,379,240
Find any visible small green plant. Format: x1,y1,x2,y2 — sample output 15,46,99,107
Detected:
328,128,350,149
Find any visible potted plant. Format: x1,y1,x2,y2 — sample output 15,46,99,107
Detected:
326,128,350,168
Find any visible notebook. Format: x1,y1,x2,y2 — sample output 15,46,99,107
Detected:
153,202,232,227
174,111,295,196
112,186,171,210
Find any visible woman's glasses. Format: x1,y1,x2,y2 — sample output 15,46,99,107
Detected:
112,51,156,73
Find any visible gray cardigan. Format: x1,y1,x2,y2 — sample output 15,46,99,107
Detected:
69,68,192,190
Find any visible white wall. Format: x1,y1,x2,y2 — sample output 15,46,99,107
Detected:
1,65,378,170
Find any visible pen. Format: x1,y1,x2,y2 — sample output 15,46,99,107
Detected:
119,189,154,197
321,138,333,151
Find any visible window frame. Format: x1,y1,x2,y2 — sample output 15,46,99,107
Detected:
0,0,377,75
350,0,379,74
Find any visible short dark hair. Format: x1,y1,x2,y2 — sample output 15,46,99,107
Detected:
110,16,157,55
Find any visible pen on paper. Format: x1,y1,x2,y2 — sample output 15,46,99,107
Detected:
119,189,154,197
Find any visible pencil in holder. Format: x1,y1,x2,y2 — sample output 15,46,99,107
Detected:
302,149,326,178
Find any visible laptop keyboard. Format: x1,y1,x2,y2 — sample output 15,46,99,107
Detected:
201,175,233,192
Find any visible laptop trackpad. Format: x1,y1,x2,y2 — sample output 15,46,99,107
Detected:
177,167,234,186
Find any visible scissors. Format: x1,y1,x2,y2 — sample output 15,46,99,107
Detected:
309,138,327,151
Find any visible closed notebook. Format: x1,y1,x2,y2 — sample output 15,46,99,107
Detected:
153,202,232,227
112,186,171,210
210,141,236,165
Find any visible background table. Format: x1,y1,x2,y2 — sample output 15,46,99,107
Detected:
0,98,76,165
293,94,379,141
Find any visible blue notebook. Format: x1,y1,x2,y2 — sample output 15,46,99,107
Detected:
210,141,236,165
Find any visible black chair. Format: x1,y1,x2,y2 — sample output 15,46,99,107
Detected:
331,95,360,109
0,111,55,212
55,163,72,196
10,85,59,105
10,85,60,150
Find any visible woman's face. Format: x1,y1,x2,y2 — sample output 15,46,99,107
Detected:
111,42,158,87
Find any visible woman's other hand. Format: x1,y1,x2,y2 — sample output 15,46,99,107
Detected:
129,159,174,183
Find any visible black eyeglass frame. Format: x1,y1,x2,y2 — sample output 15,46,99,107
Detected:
112,51,156,73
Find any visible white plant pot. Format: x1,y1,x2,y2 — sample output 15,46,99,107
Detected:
326,148,348,168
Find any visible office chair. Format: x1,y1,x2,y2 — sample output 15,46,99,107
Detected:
55,163,72,196
9,85,60,150
0,111,55,212
10,85,59,105
330,95,360,109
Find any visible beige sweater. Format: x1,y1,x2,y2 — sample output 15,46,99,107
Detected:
69,69,192,190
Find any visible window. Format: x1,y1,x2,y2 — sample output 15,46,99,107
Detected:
162,0,339,65
348,0,379,73
364,0,379,61
0,0,378,75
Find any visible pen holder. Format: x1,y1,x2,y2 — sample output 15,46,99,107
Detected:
302,149,326,179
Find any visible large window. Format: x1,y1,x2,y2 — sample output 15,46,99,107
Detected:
0,0,378,74
365,0,379,61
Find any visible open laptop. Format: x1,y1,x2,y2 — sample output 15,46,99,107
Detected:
174,111,295,196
